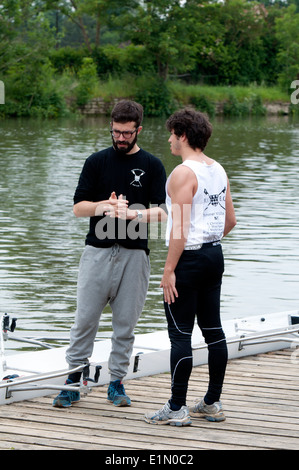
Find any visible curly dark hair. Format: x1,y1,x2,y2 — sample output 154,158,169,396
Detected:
111,100,144,128
166,108,212,151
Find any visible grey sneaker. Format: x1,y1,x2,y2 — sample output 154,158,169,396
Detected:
190,399,225,422
144,402,192,426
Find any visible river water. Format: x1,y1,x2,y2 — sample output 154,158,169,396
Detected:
0,115,299,352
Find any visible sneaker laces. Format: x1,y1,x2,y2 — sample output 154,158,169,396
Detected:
110,380,126,396
115,381,125,395
153,402,171,420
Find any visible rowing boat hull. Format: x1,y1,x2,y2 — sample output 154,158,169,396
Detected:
1,310,298,405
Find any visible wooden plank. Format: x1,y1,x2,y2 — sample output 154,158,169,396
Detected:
0,348,298,451
0,437,61,450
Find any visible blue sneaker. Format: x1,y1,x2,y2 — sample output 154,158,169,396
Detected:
52,379,80,408
107,380,131,407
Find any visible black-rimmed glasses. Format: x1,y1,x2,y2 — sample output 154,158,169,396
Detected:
110,129,138,139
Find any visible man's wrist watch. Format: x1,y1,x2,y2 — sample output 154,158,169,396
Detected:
136,210,143,220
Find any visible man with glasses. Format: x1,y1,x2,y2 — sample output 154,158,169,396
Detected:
53,100,167,408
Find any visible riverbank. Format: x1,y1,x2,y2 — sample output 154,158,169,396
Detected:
77,96,291,117
73,81,293,117
1,78,295,118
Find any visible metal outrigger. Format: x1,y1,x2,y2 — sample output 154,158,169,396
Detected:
1,313,102,400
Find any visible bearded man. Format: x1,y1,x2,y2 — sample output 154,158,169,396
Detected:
53,100,167,408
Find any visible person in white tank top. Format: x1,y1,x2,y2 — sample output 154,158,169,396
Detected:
163,112,236,304
165,159,228,247
145,109,236,427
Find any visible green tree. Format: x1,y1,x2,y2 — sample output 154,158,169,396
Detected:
188,0,271,85
0,1,53,72
45,0,138,51
0,1,66,116
75,57,98,106
123,0,197,80
275,5,299,91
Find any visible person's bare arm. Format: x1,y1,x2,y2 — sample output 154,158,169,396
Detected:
160,166,196,304
126,205,168,222
223,179,237,237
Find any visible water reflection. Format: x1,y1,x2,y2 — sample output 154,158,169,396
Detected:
0,115,298,352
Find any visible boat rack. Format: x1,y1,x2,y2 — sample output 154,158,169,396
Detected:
1,313,299,400
192,325,299,351
0,362,103,399
1,313,103,398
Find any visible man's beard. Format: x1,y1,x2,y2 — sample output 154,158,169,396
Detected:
112,134,138,154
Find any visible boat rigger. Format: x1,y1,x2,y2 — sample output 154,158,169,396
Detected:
1,310,299,405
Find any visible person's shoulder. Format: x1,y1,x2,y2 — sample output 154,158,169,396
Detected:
167,165,196,200
87,146,113,161
169,164,196,185
83,147,114,170
138,148,166,174
213,160,227,176
139,148,163,164
172,163,194,177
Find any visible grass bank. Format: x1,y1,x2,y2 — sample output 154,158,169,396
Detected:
90,76,289,102
88,76,292,117
168,81,289,104
1,71,294,118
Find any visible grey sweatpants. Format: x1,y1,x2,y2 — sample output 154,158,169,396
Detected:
66,244,150,381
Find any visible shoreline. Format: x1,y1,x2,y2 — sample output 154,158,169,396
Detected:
76,97,292,117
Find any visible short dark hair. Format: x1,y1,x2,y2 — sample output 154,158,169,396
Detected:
111,100,144,127
166,108,212,151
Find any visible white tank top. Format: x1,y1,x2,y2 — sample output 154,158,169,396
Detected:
165,159,227,247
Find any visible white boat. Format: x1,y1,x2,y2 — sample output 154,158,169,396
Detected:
1,310,299,406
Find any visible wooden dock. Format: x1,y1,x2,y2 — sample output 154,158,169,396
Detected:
0,348,298,450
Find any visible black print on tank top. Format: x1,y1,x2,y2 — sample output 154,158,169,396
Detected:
204,187,226,211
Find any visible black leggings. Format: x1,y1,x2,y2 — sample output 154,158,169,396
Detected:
164,244,228,407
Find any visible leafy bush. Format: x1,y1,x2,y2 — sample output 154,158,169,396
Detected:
75,58,98,107
50,47,85,74
190,95,215,117
250,95,266,116
3,61,68,118
223,93,266,116
135,76,176,116
223,94,250,116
